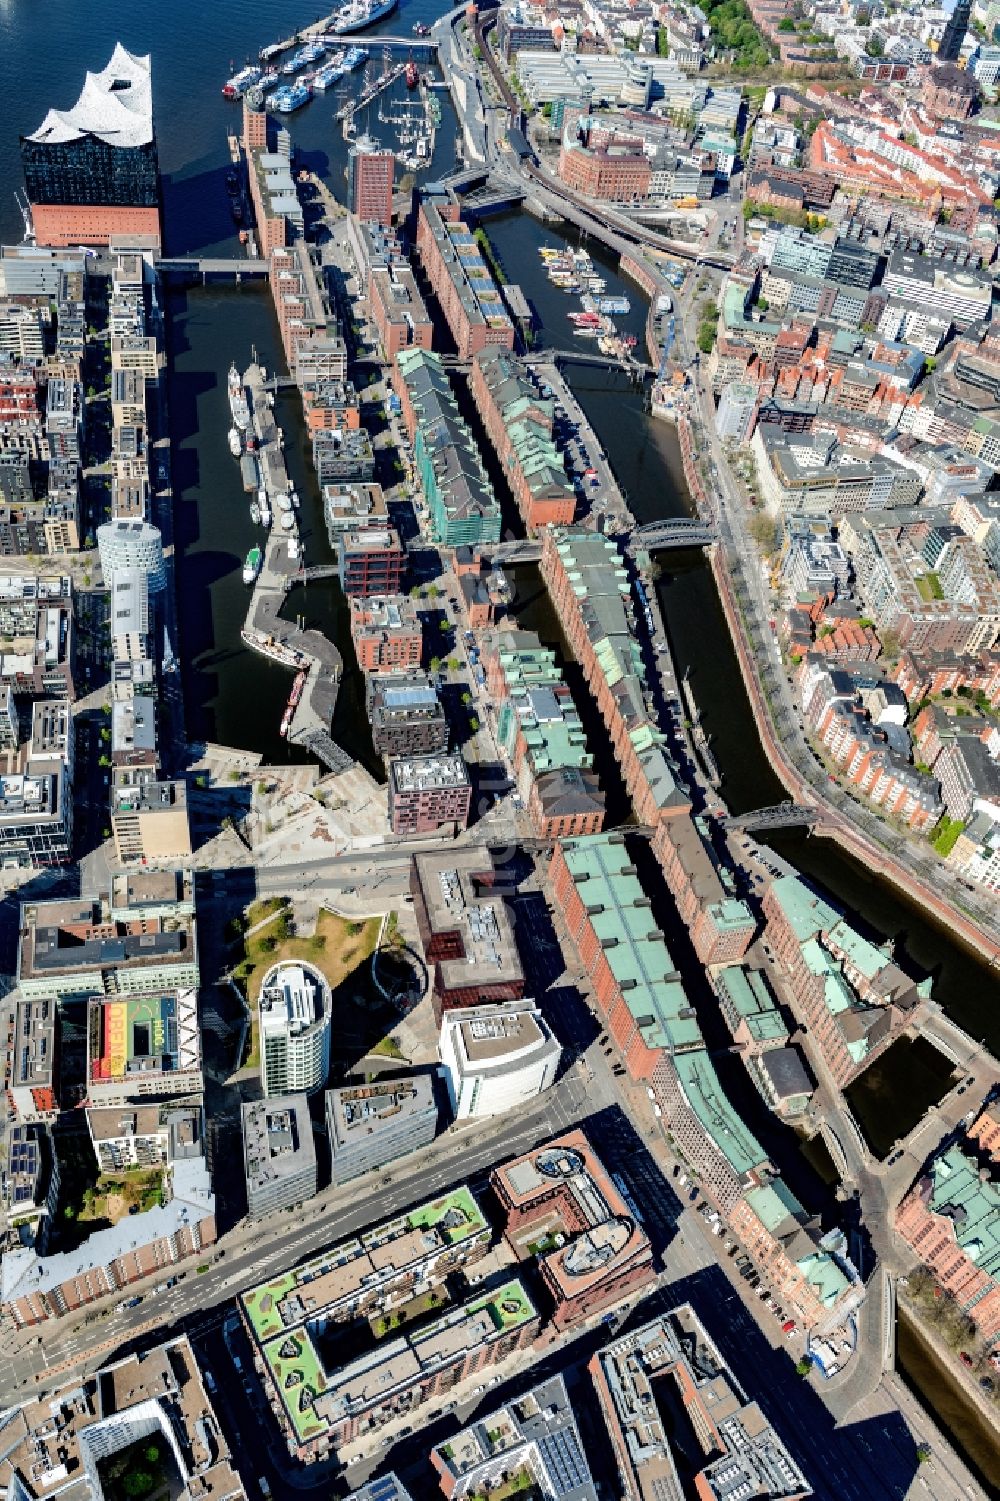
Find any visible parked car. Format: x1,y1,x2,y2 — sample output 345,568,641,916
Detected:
782,1320,797,1337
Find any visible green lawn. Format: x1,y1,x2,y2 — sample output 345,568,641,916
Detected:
242,1272,298,1340
408,1185,487,1241
238,908,381,1068
931,816,965,857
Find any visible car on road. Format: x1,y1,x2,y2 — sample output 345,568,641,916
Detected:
960,1351,974,1367
782,1320,797,1336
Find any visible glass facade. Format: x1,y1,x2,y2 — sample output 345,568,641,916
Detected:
21,135,159,207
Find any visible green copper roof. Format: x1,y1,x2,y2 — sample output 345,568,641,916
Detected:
769,875,840,942
744,1178,805,1232
927,1146,1000,1280
673,1049,766,1176
560,833,701,1053
796,1249,853,1307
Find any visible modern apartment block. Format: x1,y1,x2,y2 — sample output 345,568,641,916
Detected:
324,480,387,544
415,193,515,359
86,988,202,1104
2,1111,215,1326
392,348,501,548
1,1124,47,1234
388,754,472,835
269,242,347,385
243,1094,318,1218
85,1098,203,1173
338,525,405,597
469,348,575,532
347,1479,413,1501
487,629,605,841
0,573,75,699
240,1186,497,1460
591,1305,810,1501
540,527,691,828
17,870,198,1002
326,1075,438,1186
439,1001,561,1119
430,1374,598,1500
0,1338,247,1500
8,995,58,1120
410,847,525,1017
349,593,423,673
348,133,394,225
549,834,701,1079
259,961,333,1098
290,1282,537,1460
111,777,192,866
0,696,74,867
370,675,449,759
369,261,434,360
491,1129,656,1330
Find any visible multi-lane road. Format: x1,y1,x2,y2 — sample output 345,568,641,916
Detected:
0,1067,605,1404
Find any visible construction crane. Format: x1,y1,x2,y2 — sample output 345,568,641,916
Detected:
15,191,34,245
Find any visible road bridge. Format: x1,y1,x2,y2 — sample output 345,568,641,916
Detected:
459,182,527,216
548,349,654,376
484,539,543,563
630,518,717,549
156,257,269,277
719,802,821,833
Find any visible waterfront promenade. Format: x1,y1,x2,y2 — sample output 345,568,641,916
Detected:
241,364,351,771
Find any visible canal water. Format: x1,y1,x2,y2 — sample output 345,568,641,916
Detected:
480,210,1000,1058
0,0,459,251
3,0,1000,1471
897,1310,1000,1498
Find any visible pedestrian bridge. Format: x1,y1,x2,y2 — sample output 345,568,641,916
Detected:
719,802,820,833
630,518,717,549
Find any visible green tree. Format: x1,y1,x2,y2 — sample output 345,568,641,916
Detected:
696,322,716,355
795,1358,812,1377
123,1472,153,1497
868,32,884,54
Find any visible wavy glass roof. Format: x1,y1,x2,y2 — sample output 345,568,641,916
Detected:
27,44,152,148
